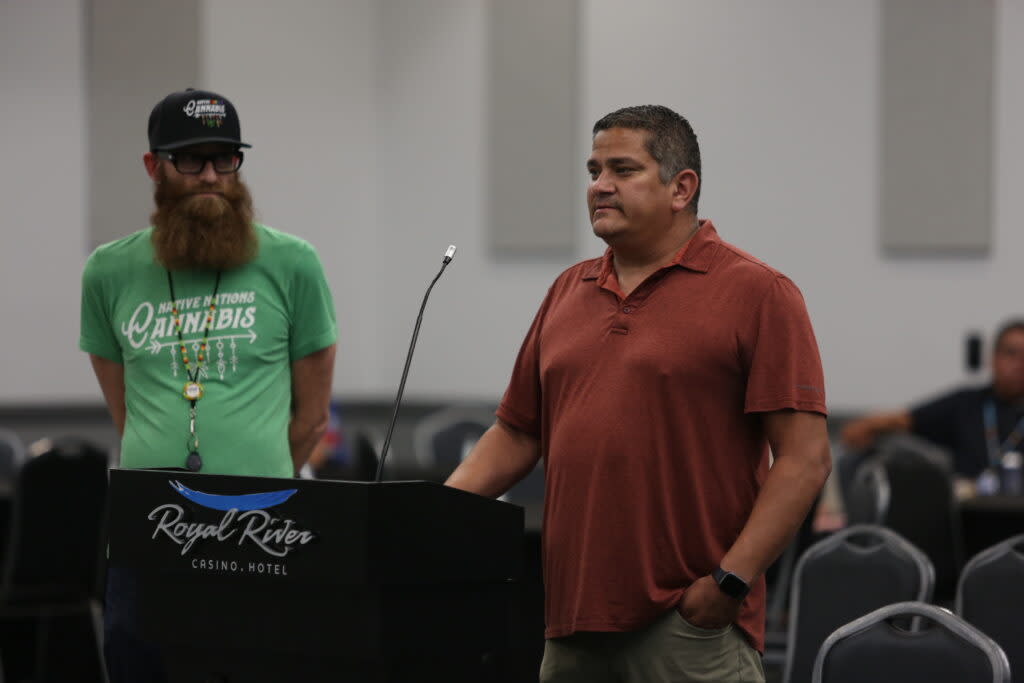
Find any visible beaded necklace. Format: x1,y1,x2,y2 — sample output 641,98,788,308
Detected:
166,270,222,471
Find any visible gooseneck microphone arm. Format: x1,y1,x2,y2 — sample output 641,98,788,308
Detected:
374,245,457,483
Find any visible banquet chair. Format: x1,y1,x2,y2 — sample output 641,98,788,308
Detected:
783,524,934,683
956,533,1024,683
813,601,1009,683
0,437,109,682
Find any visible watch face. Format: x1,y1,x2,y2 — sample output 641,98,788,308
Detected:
718,571,749,599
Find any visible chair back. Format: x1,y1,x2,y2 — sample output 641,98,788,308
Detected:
1,438,108,603
813,601,1010,683
957,533,1024,681
844,460,888,524
412,405,494,475
0,429,27,570
0,429,26,485
783,524,934,683
846,435,964,599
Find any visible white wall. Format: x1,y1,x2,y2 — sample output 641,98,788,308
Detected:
369,0,566,401
0,0,95,404
583,0,1021,410
200,0,382,396
2,0,1022,412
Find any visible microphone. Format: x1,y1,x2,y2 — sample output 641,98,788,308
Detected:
375,245,458,482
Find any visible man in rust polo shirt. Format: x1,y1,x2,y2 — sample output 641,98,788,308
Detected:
446,105,831,682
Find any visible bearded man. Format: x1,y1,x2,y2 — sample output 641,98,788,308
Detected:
79,88,337,479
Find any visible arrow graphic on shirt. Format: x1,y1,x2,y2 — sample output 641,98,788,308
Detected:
147,329,258,355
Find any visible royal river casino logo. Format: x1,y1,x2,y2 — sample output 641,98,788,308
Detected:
147,480,316,575
183,98,227,128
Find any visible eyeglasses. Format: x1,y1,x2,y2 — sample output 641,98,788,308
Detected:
156,150,244,175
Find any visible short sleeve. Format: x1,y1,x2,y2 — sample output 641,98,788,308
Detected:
288,242,338,361
495,287,557,439
744,275,827,415
79,250,123,363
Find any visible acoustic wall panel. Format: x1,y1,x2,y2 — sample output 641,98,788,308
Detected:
486,0,579,256
87,0,200,248
880,0,995,254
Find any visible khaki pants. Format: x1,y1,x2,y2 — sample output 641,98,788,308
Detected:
539,609,765,683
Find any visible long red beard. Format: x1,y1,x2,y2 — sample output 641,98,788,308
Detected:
150,169,257,271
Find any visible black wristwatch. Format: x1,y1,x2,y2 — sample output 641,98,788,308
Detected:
712,567,750,600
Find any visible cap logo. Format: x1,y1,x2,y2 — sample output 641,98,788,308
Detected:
183,98,227,128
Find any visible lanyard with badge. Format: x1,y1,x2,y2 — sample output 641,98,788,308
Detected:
982,399,1024,467
166,270,222,472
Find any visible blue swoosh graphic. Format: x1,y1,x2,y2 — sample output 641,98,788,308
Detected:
169,480,298,511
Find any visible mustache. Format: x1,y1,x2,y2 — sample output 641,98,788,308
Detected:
155,179,245,205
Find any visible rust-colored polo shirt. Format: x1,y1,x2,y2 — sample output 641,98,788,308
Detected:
496,220,827,652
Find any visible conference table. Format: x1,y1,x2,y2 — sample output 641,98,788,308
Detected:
959,494,1024,559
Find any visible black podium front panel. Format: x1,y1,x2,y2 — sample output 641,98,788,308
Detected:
106,469,524,682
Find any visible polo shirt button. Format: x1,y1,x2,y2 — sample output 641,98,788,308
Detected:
622,306,633,314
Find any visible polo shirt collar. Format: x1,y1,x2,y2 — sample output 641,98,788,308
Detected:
582,218,720,281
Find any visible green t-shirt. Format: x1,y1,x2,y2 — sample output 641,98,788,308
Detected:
79,224,337,477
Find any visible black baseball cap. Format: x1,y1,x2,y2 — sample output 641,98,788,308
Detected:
148,88,252,151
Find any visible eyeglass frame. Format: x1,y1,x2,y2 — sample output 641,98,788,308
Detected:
155,149,245,175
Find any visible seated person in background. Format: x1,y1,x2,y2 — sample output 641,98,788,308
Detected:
840,319,1024,481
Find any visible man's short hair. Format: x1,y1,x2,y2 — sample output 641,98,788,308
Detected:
994,319,1024,351
592,105,702,212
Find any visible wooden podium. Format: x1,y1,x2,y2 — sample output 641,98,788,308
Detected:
105,469,524,682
